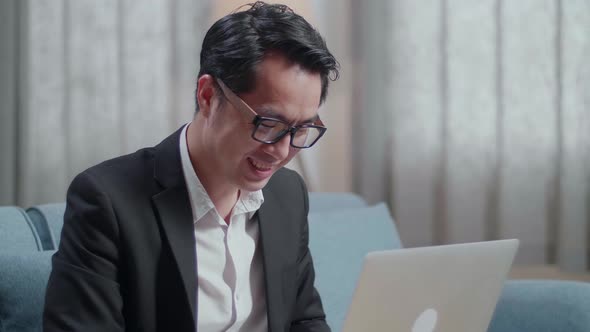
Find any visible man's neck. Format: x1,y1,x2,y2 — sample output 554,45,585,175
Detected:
186,122,239,224
204,182,239,224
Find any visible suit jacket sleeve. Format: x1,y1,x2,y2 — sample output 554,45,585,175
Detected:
43,170,125,332
289,173,331,332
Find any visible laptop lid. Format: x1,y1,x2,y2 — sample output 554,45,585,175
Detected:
341,239,519,332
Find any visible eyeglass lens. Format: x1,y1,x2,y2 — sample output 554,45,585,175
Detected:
253,118,323,148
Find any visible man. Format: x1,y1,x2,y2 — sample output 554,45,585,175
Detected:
43,2,339,331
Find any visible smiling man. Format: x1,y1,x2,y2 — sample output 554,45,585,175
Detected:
43,2,339,332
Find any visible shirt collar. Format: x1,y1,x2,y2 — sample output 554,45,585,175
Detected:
234,189,264,216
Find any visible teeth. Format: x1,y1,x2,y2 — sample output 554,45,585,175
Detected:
250,158,272,171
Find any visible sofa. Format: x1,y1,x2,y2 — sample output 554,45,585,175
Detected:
1,193,589,331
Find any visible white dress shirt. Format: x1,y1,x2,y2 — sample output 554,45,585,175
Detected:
179,124,268,332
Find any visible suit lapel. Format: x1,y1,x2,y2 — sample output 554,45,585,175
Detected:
152,127,197,326
152,187,197,320
258,189,289,332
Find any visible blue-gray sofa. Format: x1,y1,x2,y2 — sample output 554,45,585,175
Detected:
1,193,589,331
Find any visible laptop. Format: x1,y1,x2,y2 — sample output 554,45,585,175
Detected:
341,239,519,332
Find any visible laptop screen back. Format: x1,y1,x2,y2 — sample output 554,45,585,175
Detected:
341,239,519,332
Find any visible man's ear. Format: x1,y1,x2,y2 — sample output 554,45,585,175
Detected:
196,75,217,117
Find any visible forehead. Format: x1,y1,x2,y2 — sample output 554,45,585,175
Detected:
240,53,322,123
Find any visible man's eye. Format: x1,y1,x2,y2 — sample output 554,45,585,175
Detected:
260,122,277,128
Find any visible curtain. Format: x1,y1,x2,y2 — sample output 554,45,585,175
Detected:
353,0,590,271
0,0,352,201
0,0,210,206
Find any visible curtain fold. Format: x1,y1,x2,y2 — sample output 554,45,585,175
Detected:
0,0,18,205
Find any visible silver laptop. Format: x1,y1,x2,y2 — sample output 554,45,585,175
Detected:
341,239,519,332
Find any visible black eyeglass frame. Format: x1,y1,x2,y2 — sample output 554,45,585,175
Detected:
216,78,327,149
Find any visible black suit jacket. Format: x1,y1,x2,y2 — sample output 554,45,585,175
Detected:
43,128,330,332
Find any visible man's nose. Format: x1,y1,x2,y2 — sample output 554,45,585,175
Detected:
262,133,291,159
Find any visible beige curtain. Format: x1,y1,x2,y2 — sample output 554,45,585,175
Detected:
353,0,590,271
0,0,210,206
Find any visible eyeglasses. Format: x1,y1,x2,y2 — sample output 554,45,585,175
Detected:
216,78,327,149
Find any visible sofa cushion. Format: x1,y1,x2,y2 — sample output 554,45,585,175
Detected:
488,279,590,332
0,251,54,332
308,203,401,332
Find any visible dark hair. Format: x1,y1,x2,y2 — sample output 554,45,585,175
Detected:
196,1,339,111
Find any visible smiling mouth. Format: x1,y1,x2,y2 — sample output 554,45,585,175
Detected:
248,157,274,171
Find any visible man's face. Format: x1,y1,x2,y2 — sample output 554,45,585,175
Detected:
203,53,322,193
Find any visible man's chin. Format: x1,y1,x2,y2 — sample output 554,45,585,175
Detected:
240,173,275,192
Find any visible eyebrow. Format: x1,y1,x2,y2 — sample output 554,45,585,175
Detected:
255,106,319,125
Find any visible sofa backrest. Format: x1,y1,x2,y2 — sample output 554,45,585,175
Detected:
0,206,43,252
308,199,402,331
23,194,375,250
308,192,368,213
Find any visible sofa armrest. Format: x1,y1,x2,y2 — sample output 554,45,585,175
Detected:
26,203,67,250
488,279,590,332
0,251,55,331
